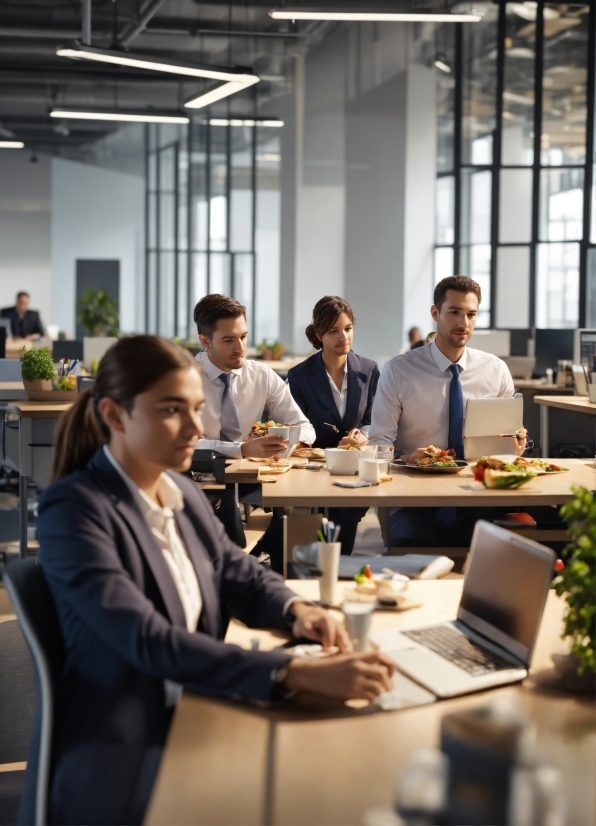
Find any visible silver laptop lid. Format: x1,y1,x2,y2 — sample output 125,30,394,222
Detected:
457,521,555,666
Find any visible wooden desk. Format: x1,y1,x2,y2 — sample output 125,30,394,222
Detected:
260,459,595,509
534,395,596,458
3,401,73,558
0,382,26,401
247,357,307,377
513,379,572,393
147,580,595,826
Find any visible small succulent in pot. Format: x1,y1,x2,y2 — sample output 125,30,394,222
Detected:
21,347,55,384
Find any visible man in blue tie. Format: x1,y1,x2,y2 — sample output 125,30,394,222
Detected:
369,275,527,548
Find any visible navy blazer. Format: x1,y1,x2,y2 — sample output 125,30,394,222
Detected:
0,306,44,338
287,351,380,448
31,449,294,825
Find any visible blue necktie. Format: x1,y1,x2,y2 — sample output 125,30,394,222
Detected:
448,364,464,459
219,373,242,442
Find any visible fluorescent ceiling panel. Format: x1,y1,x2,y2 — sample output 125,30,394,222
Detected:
184,77,260,109
208,118,284,127
0,140,24,148
56,43,258,83
50,109,189,123
269,7,482,21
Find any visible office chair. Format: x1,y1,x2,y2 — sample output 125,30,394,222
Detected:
3,559,64,826
0,619,36,825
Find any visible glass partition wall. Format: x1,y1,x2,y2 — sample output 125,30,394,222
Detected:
146,115,281,343
435,1,595,329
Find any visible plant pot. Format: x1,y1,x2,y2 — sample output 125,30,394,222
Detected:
551,653,596,695
23,380,78,402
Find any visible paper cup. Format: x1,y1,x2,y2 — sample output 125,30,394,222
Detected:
317,542,341,605
267,426,290,456
358,458,388,483
343,600,375,652
588,383,596,404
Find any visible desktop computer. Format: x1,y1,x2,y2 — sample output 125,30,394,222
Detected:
573,329,596,368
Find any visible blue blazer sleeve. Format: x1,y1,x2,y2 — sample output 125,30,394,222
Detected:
38,475,292,705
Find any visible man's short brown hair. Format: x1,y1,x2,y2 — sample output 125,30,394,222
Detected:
433,276,482,310
193,294,246,336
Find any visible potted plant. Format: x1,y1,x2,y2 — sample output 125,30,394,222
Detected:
258,340,285,361
551,486,595,693
21,347,55,397
77,289,119,337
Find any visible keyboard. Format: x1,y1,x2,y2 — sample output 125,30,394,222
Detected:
401,625,514,677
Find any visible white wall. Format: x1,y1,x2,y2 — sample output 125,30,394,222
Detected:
51,157,144,335
0,151,51,324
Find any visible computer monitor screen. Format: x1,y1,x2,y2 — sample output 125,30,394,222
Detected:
534,328,574,377
575,329,596,369
458,522,554,664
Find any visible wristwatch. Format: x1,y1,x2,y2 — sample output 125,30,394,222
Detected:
270,663,293,701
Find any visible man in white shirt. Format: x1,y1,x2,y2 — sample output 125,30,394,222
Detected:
369,275,526,548
192,294,315,570
193,294,315,458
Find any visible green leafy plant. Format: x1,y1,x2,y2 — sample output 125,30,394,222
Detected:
21,347,56,381
553,487,596,674
77,289,119,337
258,339,285,360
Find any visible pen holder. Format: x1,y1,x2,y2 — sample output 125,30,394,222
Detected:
317,542,341,605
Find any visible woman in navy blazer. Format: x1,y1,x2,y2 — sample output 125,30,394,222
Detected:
27,336,394,825
287,297,380,554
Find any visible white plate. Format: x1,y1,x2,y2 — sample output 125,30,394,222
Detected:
392,460,468,474
476,455,570,475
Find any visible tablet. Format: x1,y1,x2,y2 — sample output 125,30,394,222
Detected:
463,397,523,461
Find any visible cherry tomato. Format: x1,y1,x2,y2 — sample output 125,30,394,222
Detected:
364,564,373,579
474,465,485,483
554,559,564,573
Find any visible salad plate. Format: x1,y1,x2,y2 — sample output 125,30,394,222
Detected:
392,460,468,474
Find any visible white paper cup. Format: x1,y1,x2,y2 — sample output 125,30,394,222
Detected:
343,600,375,652
317,542,341,605
267,426,290,456
358,458,388,482
588,383,596,404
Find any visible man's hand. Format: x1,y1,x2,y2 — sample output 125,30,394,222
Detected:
515,427,528,456
339,429,368,447
284,651,396,700
241,434,289,458
401,446,431,464
290,602,352,652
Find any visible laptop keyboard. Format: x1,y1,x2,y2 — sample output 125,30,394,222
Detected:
401,625,514,677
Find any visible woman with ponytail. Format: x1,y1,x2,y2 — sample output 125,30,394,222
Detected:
29,335,394,825
287,297,380,554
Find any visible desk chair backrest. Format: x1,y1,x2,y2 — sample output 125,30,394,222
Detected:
4,559,65,826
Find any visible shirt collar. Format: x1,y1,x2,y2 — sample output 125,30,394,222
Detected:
103,445,184,515
430,339,467,373
196,350,243,382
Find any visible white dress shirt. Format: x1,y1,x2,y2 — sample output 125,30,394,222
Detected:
326,363,348,419
103,446,202,633
368,340,515,456
196,351,316,457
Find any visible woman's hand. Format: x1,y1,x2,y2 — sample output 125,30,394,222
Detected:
290,602,352,652
284,651,396,700
339,429,368,446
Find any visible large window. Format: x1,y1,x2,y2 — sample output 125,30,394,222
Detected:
145,116,281,343
434,1,595,329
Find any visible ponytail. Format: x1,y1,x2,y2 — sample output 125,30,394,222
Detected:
50,335,200,481
51,390,105,481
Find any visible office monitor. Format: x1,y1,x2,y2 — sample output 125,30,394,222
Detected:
534,329,574,377
467,329,511,358
573,329,596,368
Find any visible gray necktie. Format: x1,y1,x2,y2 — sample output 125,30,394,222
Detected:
219,373,242,442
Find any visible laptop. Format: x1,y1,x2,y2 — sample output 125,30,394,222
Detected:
377,521,555,698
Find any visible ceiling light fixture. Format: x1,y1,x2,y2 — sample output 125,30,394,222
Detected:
0,140,24,148
50,108,189,123
208,118,284,127
434,59,451,73
184,77,260,110
56,43,259,84
269,7,482,22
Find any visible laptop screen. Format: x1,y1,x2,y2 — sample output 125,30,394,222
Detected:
458,521,555,665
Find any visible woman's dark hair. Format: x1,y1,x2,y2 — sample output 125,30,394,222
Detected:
305,296,355,350
51,336,200,481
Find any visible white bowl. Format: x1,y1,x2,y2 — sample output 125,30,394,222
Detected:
325,448,360,475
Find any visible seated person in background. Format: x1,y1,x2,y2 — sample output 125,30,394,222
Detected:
288,296,380,555
33,335,395,826
368,275,526,549
408,326,423,349
0,291,44,339
194,294,315,459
